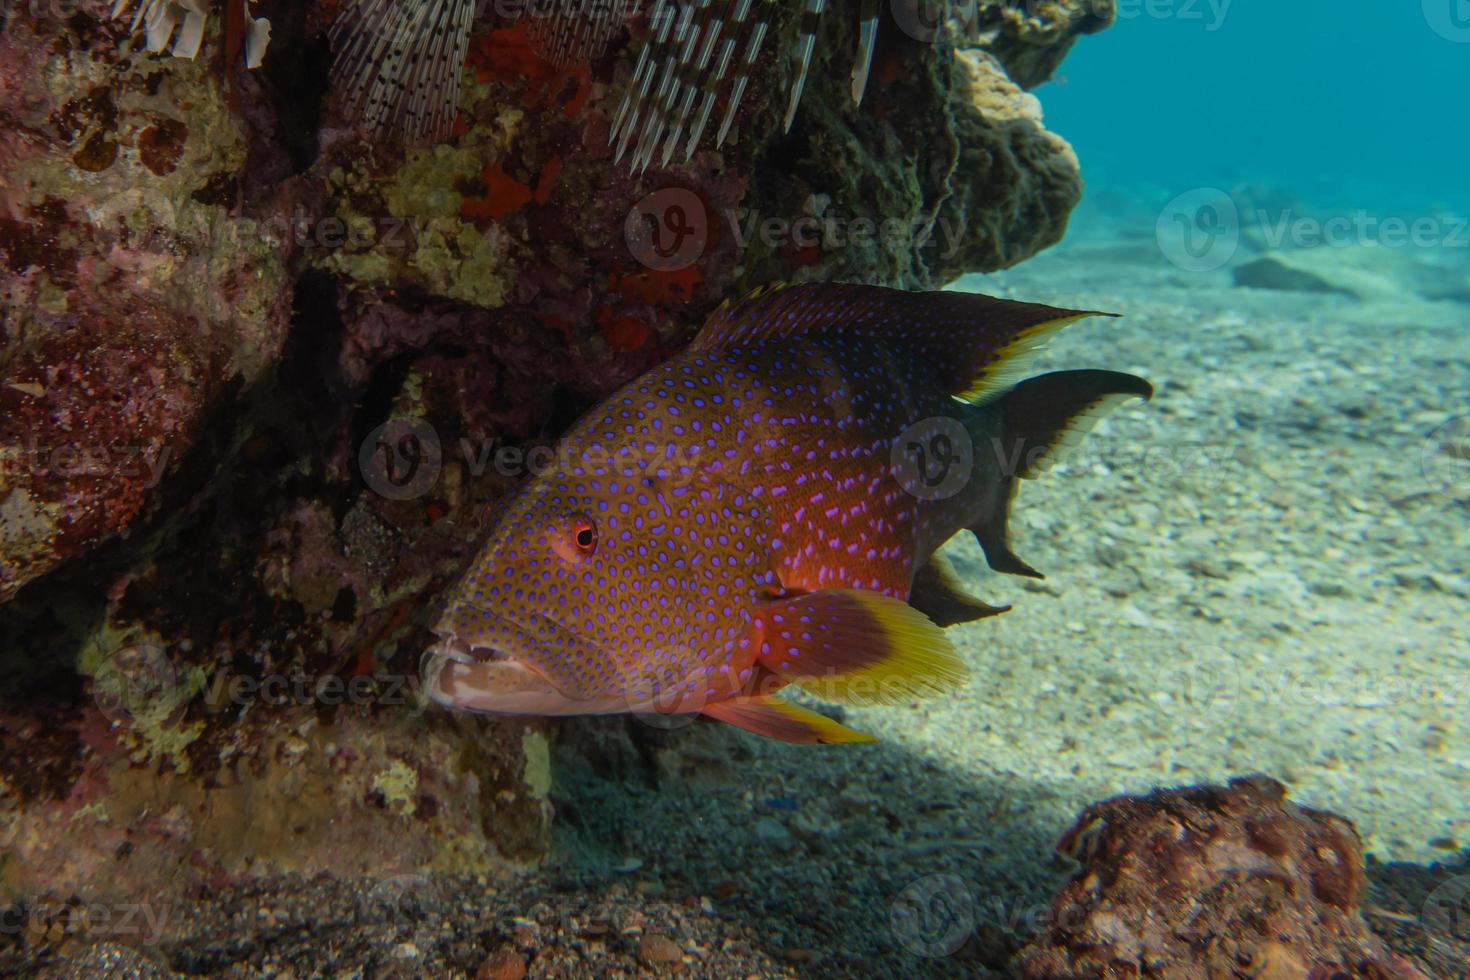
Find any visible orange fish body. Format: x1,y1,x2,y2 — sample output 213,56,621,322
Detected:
423,284,1151,743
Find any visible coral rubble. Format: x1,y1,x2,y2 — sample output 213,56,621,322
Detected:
1015,776,1430,979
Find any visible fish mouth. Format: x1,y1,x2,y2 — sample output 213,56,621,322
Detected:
420,609,630,717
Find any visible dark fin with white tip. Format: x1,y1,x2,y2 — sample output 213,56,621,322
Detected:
972,369,1154,578
702,695,875,744
908,553,1009,627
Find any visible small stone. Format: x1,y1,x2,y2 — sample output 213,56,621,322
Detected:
754,816,794,851
391,942,421,962
1185,558,1230,580
476,946,526,980
1243,940,1307,980
639,933,684,968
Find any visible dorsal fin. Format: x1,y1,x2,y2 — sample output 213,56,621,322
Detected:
689,282,1112,403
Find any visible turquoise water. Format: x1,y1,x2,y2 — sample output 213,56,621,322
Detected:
1043,1,1470,214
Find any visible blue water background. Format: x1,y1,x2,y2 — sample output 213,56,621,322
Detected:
1038,1,1470,216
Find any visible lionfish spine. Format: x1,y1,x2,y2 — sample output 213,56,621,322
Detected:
782,0,825,133
851,0,879,107
330,0,476,143
523,0,625,68
610,0,783,169
715,1,768,149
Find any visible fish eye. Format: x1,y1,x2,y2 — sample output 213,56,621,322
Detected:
574,520,597,552
551,513,598,564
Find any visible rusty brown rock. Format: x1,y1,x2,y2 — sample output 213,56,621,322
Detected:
1014,775,1430,980
637,932,685,969
476,945,527,980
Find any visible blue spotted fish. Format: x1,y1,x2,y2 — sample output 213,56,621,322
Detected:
422,283,1151,743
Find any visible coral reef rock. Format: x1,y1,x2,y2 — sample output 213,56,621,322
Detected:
1015,775,1430,979
0,0,1104,921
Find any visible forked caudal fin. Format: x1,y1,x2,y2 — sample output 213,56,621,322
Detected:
972,369,1154,579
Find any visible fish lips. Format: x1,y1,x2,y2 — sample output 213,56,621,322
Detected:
420,607,626,717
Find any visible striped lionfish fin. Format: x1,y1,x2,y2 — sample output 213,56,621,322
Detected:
611,0,790,172
781,0,825,132
330,0,477,143
521,0,626,68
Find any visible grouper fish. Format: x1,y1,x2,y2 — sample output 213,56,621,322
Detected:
422,283,1151,743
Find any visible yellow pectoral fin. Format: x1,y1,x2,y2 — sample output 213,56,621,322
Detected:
701,695,876,745
756,589,970,707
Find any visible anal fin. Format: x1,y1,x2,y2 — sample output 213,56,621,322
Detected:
909,553,1010,627
756,589,969,706
702,696,875,745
